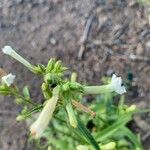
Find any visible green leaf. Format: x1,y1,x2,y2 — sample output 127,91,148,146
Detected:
77,118,100,150
122,127,143,150
96,114,132,142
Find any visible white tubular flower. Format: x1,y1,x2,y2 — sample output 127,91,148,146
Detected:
84,74,126,95
1,73,16,86
109,74,126,94
2,46,33,70
30,93,59,138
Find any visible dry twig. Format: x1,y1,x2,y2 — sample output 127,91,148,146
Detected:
78,15,94,59
72,100,96,117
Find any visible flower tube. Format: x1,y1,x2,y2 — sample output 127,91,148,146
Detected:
84,74,126,95
30,87,59,138
2,46,35,71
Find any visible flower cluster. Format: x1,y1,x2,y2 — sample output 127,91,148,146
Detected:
1,45,129,150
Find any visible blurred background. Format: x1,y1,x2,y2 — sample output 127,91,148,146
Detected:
0,0,150,149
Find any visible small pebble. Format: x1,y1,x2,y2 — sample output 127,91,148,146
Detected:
50,38,57,45
136,43,144,55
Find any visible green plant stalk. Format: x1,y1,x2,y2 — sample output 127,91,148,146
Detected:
53,125,81,143
54,114,88,144
22,105,43,119
84,85,113,94
3,85,37,106
96,114,132,142
122,127,143,150
14,93,37,106
135,108,150,114
97,115,108,125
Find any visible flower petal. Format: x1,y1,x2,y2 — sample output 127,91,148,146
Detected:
1,73,16,86
30,95,59,138
2,46,13,55
111,74,126,94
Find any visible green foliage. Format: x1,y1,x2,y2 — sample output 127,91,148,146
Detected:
137,0,150,5
0,52,147,150
28,91,143,150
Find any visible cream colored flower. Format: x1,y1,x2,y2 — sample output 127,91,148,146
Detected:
1,73,16,86
30,87,59,138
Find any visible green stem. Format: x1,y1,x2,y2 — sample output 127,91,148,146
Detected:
23,105,43,118
96,114,132,142
83,84,113,94
54,126,81,142
15,93,37,106
122,127,143,150
54,115,87,144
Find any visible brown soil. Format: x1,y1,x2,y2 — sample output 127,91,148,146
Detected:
0,0,150,149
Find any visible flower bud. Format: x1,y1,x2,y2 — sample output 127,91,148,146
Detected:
76,145,89,150
16,115,25,121
66,103,77,128
126,105,136,112
100,142,116,150
46,58,55,73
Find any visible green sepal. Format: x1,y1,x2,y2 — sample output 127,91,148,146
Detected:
0,85,11,95
41,83,52,99
53,60,62,72
23,86,30,99
46,58,56,73
32,64,46,74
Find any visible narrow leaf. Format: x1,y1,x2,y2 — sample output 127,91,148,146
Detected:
77,118,100,150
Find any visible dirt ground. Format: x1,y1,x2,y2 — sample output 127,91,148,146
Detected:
0,0,150,149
